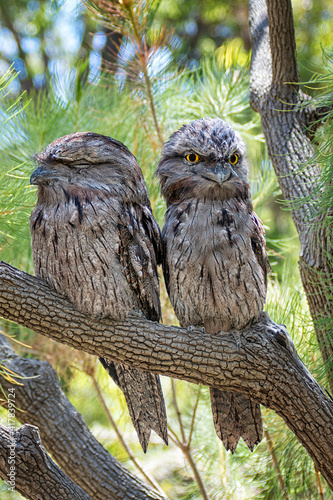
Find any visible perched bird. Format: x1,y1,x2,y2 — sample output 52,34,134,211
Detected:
30,131,168,452
156,118,270,453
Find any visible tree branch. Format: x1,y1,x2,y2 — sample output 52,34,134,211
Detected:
249,0,333,391
90,373,166,496
0,261,333,489
249,0,316,231
0,331,165,500
266,0,299,85
0,424,92,499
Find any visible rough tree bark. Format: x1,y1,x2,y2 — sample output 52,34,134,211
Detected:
1,2,333,497
0,424,92,500
249,0,333,389
0,334,165,500
0,262,332,492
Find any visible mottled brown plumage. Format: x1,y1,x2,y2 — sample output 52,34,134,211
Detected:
30,132,167,452
157,118,270,452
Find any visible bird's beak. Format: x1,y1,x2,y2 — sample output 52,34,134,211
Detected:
30,165,58,185
201,165,231,184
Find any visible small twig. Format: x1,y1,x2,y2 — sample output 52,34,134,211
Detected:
264,429,289,500
91,373,166,497
168,424,211,500
171,379,186,442
314,463,324,500
166,427,182,447
181,446,210,500
170,380,210,500
125,2,164,146
187,385,201,447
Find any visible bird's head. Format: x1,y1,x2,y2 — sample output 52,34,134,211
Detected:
156,118,249,204
30,132,148,204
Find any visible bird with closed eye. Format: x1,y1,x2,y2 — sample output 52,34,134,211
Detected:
30,132,168,453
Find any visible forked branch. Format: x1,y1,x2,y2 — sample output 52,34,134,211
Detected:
0,261,332,489
0,424,92,499
0,332,165,500
249,0,333,393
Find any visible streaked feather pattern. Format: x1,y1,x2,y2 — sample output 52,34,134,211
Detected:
30,132,167,452
157,118,270,452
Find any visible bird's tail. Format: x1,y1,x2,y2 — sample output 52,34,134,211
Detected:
99,357,168,452
210,388,262,453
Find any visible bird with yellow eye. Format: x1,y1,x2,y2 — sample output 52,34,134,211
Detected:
229,153,239,165
185,153,200,163
185,152,239,165
157,117,269,453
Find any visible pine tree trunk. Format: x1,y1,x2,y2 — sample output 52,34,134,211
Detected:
249,0,333,391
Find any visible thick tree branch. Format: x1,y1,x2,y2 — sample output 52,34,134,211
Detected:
0,332,165,500
249,0,333,389
266,0,299,85
248,0,271,107
0,262,333,489
0,424,92,499
249,0,316,227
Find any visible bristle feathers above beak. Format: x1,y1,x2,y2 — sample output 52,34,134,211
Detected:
201,166,231,184
30,165,60,185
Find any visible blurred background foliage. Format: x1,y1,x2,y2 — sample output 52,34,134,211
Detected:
0,0,332,498
0,0,332,92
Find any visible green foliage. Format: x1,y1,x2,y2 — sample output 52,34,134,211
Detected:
160,55,261,137
303,50,333,230
293,0,333,82
1,0,332,97
0,0,98,92
297,49,333,378
154,0,333,83
154,0,249,64
240,266,329,499
0,17,330,499
0,68,34,270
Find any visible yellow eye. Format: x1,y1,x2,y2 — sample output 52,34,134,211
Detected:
185,153,200,163
229,154,239,165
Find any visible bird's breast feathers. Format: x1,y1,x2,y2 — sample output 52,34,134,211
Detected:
164,198,267,331
30,195,139,318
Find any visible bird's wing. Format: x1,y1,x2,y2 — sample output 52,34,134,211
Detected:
250,211,271,288
161,232,170,298
117,202,162,321
101,201,168,452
